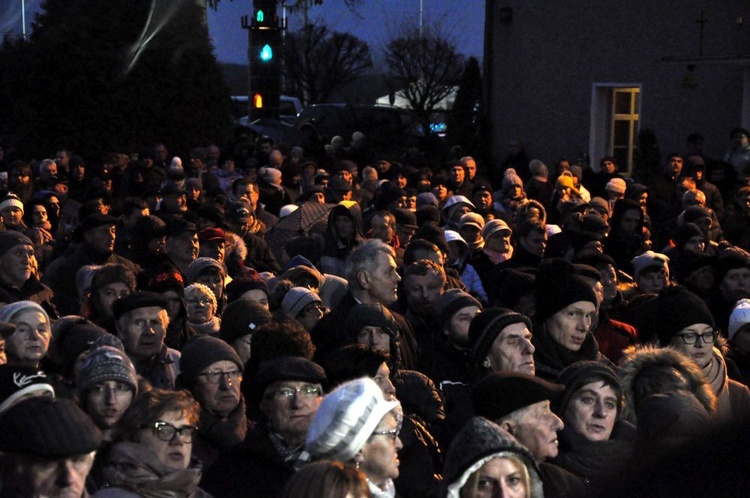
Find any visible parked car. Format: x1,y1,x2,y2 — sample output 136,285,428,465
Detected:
293,104,436,154
231,95,302,125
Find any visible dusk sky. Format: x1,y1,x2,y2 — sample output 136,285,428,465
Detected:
1,0,485,65
207,0,485,64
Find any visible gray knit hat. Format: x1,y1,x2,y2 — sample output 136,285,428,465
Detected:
282,287,322,319
76,342,138,396
186,257,225,285
303,377,400,463
0,230,33,257
0,301,49,326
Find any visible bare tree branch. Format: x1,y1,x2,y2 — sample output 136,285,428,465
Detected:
384,28,464,118
283,23,372,105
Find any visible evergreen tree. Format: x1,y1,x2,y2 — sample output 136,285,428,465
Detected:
0,0,232,159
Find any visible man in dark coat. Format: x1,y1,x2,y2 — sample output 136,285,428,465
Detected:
311,239,418,369
201,357,326,498
43,214,139,316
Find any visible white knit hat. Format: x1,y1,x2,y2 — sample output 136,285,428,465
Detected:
729,298,750,341
605,178,627,195
0,194,24,213
303,377,400,463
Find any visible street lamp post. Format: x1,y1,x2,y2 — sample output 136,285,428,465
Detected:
21,0,26,40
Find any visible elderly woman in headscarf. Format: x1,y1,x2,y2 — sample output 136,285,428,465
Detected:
440,416,543,498
324,345,443,498
184,283,221,336
300,377,403,498
0,301,52,369
551,361,634,487
186,257,227,316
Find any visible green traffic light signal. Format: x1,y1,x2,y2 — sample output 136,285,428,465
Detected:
260,44,273,61
256,10,264,23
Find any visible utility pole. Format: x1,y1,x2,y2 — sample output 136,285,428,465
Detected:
419,0,423,38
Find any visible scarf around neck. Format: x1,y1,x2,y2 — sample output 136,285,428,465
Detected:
534,326,600,379
102,441,205,498
483,246,513,265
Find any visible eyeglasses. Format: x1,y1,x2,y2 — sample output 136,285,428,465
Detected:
372,422,402,441
197,370,242,383
187,298,211,307
141,421,197,442
676,331,717,345
266,384,322,400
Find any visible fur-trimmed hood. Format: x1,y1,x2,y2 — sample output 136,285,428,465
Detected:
619,345,717,423
224,232,248,278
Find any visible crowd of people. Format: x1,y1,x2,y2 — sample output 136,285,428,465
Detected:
0,126,749,497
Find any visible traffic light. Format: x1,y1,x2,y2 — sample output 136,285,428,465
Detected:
249,0,281,119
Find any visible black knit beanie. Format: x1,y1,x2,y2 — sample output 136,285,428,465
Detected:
496,268,536,309
179,336,244,390
715,247,750,284
345,303,400,340
435,289,483,331
656,286,715,346
469,307,532,367
535,259,598,323
219,299,273,345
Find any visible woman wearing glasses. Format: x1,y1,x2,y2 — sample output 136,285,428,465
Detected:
654,286,750,422
94,388,211,497
184,283,221,336
301,377,403,498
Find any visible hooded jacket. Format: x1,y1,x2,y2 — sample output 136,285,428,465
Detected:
619,346,717,423
320,202,364,277
441,417,544,498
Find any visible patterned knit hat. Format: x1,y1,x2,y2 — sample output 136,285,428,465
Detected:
728,298,750,341
76,341,138,396
303,377,400,463
0,365,55,414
